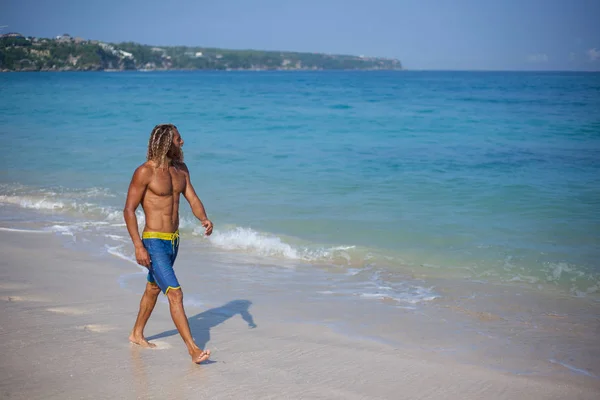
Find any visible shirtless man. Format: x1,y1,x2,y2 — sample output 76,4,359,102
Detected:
123,123,213,364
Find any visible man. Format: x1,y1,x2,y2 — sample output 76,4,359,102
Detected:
123,123,213,364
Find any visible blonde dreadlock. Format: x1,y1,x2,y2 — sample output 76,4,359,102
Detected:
146,124,182,167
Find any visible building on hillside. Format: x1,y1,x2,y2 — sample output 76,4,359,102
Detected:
1,32,25,38
56,34,72,43
184,51,204,58
118,50,133,59
98,42,115,52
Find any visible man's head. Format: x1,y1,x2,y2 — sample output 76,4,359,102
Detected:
146,123,184,166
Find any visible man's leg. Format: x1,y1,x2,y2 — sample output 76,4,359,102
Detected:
166,288,210,363
129,282,161,348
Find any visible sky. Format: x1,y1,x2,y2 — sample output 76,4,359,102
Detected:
1,0,599,71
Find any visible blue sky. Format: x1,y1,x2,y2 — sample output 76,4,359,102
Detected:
1,0,599,70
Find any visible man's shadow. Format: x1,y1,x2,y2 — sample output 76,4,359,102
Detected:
147,299,257,350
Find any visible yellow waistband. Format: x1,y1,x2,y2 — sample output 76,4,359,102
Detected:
142,230,180,241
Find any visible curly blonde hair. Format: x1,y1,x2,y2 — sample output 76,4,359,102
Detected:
146,124,183,167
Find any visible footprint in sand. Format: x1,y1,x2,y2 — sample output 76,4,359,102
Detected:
4,295,50,303
139,340,171,350
75,324,171,350
46,307,88,315
77,324,117,333
0,282,32,291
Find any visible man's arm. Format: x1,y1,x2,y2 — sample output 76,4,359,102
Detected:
181,163,213,236
123,164,152,266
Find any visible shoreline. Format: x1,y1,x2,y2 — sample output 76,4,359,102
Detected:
1,229,599,399
0,198,595,300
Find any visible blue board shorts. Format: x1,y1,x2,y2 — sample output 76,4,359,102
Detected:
142,230,180,294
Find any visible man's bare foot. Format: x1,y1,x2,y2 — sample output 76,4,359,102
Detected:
190,348,211,364
129,333,157,348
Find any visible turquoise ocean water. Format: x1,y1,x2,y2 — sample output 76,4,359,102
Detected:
2,71,600,377
1,71,599,300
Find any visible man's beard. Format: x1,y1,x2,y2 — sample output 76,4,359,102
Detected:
167,146,184,163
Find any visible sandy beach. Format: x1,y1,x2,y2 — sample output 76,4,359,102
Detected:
1,230,598,400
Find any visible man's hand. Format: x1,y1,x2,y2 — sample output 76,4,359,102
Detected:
135,245,151,268
202,219,213,236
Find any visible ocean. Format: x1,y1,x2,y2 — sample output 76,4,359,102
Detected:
1,70,599,377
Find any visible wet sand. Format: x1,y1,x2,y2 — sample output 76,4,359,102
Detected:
1,230,598,399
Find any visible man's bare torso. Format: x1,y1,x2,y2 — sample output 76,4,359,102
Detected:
141,161,187,233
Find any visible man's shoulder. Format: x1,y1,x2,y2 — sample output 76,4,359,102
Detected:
133,162,155,181
174,161,190,174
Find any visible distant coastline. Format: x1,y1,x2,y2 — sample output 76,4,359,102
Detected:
0,32,403,72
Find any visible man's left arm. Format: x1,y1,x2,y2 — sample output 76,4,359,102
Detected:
181,163,213,236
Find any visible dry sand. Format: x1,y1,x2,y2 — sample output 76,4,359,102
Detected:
1,231,598,399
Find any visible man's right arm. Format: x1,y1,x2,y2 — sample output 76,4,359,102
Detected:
123,165,152,267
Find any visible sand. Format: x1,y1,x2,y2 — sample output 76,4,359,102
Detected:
0,230,598,400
